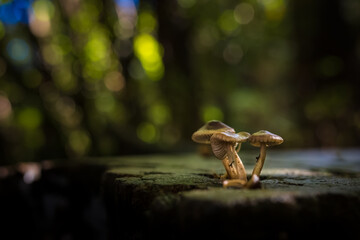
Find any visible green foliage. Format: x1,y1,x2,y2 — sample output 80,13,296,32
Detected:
0,0,358,163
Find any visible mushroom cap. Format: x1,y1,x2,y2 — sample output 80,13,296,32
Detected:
191,120,235,144
212,131,250,143
210,131,250,159
248,130,283,147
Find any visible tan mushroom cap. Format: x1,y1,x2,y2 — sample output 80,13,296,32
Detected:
248,130,283,147
212,131,250,143
210,131,250,159
191,120,235,144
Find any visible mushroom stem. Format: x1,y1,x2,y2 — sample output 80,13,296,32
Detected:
223,174,261,189
245,174,261,189
222,156,237,179
223,179,247,188
252,143,267,176
235,142,241,153
227,144,247,182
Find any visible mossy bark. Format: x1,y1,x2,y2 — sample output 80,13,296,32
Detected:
101,153,360,239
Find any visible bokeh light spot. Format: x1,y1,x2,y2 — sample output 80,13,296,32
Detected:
18,163,41,184
17,107,43,130
194,24,219,52
260,0,286,21
137,122,157,143
234,3,255,25
52,67,78,93
30,16,51,37
54,96,80,127
69,3,99,33
104,71,125,92
85,37,108,62
202,106,224,122
95,93,116,113
68,130,91,156
148,103,170,125
42,44,63,65
113,19,135,40
82,62,108,81
134,33,164,81
137,11,157,33
30,0,54,38
6,38,31,64
0,0,32,24
218,10,239,34
33,0,55,21
115,0,139,8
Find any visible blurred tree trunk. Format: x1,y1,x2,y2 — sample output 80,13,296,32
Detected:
289,0,360,147
155,1,202,141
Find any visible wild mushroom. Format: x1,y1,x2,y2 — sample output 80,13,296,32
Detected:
191,120,235,144
192,120,236,179
210,131,250,182
249,130,283,176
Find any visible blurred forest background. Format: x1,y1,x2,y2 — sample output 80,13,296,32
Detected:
0,0,359,164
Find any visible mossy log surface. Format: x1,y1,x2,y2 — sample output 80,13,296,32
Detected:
101,150,360,239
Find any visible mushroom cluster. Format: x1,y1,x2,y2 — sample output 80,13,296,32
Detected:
192,120,283,189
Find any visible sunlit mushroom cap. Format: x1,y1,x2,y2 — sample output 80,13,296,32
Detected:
248,130,283,147
211,131,250,143
191,120,235,144
210,131,250,159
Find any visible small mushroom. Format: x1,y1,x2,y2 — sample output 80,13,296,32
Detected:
210,131,250,182
249,130,283,176
192,121,236,178
191,120,235,144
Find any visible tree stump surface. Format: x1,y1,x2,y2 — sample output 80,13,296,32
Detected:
101,150,360,239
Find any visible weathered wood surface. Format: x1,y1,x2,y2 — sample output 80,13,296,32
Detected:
101,149,360,239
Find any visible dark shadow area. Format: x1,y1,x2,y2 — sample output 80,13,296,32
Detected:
0,162,107,240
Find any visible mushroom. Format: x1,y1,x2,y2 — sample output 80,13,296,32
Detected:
248,130,283,176
210,131,250,182
191,120,235,144
192,121,236,179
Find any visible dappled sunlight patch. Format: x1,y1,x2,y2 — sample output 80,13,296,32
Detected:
134,33,164,81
